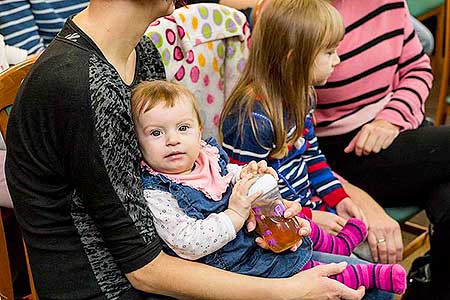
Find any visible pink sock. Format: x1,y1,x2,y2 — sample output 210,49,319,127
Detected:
302,260,407,294
309,218,368,256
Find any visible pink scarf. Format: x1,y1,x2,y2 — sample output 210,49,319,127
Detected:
142,141,233,201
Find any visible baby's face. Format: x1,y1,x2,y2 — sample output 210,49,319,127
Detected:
135,96,202,175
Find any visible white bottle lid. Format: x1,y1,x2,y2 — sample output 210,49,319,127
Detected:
247,174,278,197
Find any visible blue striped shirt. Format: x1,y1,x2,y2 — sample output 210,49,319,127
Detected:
0,0,89,54
221,102,348,210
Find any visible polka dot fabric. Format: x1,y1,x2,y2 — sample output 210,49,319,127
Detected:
145,4,250,139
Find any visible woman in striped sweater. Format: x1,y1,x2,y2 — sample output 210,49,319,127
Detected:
315,1,450,299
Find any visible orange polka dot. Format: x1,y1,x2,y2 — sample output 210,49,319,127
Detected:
198,54,206,67
207,42,213,50
212,57,219,73
192,17,198,30
179,13,186,23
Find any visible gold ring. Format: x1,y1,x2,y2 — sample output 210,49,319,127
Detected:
377,238,386,244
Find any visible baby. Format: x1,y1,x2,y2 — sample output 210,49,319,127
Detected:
131,80,406,294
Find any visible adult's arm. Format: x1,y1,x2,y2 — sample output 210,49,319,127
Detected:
0,1,45,54
127,252,365,300
342,181,403,264
343,2,433,156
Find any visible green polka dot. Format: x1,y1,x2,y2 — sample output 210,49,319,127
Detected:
217,43,225,59
225,18,238,33
199,6,208,19
219,64,225,79
213,9,223,25
202,23,212,39
221,7,231,15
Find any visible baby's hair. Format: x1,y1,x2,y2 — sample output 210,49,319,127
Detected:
131,80,203,129
219,0,344,159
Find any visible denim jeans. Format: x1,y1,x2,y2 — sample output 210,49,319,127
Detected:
311,251,394,300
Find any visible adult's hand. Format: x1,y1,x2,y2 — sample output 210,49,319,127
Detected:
291,262,365,300
366,211,403,264
344,119,400,156
343,182,403,263
312,210,347,236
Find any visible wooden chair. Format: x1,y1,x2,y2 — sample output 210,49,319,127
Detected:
435,0,450,125
0,55,38,300
406,0,446,73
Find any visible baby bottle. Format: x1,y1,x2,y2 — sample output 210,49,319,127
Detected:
248,174,302,253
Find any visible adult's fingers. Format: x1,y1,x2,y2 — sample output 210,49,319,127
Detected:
339,285,366,300
283,200,302,218
361,131,379,156
344,134,358,153
246,211,257,232
367,232,380,262
394,226,404,263
354,128,370,156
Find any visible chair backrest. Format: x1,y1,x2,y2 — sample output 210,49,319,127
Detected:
145,3,251,139
0,55,38,300
0,56,37,140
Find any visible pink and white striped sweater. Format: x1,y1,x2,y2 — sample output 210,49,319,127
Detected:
315,0,433,136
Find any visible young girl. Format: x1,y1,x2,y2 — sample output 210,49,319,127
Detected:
219,0,361,237
132,80,406,294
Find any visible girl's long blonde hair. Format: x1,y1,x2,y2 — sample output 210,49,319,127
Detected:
219,0,344,158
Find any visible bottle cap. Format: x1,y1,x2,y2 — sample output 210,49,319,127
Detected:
247,174,278,197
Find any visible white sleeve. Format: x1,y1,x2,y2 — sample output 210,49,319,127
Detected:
5,45,27,65
144,189,237,260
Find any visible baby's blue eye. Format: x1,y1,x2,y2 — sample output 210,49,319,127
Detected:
179,125,189,132
150,130,162,137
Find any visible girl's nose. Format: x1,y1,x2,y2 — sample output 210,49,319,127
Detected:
333,53,341,66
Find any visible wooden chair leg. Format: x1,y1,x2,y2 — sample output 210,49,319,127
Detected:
435,1,450,125
23,241,37,300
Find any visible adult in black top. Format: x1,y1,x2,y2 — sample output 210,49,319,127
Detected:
5,0,365,299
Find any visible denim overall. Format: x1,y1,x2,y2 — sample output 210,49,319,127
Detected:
141,138,313,278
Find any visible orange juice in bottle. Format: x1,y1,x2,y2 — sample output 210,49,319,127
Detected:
249,174,302,253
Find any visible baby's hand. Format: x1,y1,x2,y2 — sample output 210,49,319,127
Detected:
225,175,262,231
240,161,278,180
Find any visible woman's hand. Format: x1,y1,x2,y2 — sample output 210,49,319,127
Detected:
336,197,367,225
344,119,400,156
366,212,403,264
311,210,347,236
342,181,403,263
290,262,365,300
